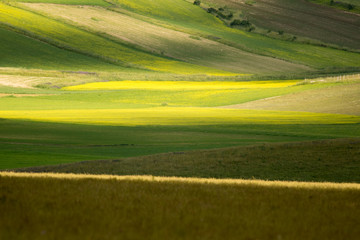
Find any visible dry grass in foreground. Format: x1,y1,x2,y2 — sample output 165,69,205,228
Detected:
0,172,359,240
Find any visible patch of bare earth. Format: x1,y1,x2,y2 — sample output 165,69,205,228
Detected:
0,94,54,97
0,75,53,88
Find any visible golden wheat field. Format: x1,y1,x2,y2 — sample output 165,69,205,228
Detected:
0,172,359,240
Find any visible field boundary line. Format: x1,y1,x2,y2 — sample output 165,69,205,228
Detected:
1,172,359,189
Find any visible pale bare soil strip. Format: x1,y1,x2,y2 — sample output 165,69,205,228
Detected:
0,93,54,97
21,3,309,74
1,172,359,190
0,74,53,88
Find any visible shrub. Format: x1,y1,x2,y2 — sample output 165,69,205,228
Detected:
217,11,227,19
278,30,284,35
226,13,233,20
348,4,354,10
230,19,251,27
193,0,201,6
207,7,217,14
248,26,255,32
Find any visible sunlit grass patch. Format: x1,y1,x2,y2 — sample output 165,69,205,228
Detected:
63,80,298,91
0,108,359,126
2,172,360,189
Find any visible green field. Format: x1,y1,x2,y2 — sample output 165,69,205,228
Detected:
17,138,360,183
0,2,232,75
1,76,359,170
0,27,125,71
1,0,360,238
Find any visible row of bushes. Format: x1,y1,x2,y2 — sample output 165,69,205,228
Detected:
207,7,234,20
230,19,255,32
330,0,356,10
193,1,254,31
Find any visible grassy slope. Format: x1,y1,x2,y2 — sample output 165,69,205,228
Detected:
17,138,360,183
1,116,360,170
20,3,309,74
0,78,349,110
0,173,359,240
0,27,125,71
4,0,359,75
1,79,359,127
111,0,360,71
0,2,231,75
1,118,359,169
201,0,360,50
1,77,359,169
228,81,360,115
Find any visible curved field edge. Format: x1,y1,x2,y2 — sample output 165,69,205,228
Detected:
109,0,360,70
19,2,309,74
0,27,124,71
15,138,360,183
0,173,359,240
4,0,360,75
0,2,234,75
200,0,360,50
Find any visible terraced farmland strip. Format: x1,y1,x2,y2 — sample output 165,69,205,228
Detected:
0,79,349,110
0,3,232,75
21,3,311,74
202,0,360,49
0,27,122,71
112,0,360,70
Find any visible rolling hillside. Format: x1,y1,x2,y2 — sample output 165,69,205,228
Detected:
1,1,360,239
17,138,360,183
1,75,359,169
0,0,359,76
0,27,123,71
200,0,360,50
